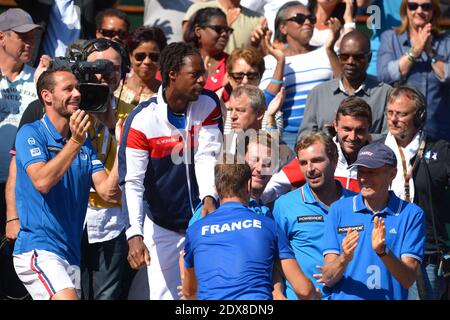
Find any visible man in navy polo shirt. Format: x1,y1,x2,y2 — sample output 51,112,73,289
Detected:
12,67,121,300
182,160,319,300
273,131,356,300
322,142,426,300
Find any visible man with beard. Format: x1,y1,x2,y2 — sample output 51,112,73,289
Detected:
119,42,222,300
299,30,391,141
12,68,121,300
262,96,372,203
272,131,356,299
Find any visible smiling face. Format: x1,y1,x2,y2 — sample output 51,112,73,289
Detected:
130,40,161,81
245,142,273,195
406,0,433,29
335,115,370,161
42,71,81,118
357,165,396,200
298,141,337,192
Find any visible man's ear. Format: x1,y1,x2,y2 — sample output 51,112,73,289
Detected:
168,70,177,83
40,89,53,105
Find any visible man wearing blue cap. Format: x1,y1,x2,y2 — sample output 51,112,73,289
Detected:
320,142,426,300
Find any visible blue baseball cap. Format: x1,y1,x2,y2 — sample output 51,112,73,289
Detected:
348,142,397,169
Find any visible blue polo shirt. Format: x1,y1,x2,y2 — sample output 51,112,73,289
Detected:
273,182,356,299
188,197,272,227
14,115,104,266
184,201,295,300
323,192,425,300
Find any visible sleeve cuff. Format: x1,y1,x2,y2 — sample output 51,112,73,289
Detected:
126,225,144,240
388,60,402,81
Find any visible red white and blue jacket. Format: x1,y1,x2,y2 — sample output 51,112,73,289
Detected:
118,87,222,239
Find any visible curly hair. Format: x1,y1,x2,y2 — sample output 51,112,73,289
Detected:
159,42,200,87
125,26,167,54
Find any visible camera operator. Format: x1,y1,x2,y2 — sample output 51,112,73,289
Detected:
12,66,122,300
80,38,134,300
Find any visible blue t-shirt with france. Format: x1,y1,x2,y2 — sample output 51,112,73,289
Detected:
184,201,295,300
323,192,425,300
13,115,104,266
273,181,356,299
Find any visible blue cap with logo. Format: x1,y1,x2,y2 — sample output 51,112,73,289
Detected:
348,142,397,169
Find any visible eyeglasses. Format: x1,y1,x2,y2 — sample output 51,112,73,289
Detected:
285,13,317,25
98,28,128,39
338,53,370,62
406,2,433,11
203,25,234,35
229,72,260,82
134,52,160,62
386,110,412,119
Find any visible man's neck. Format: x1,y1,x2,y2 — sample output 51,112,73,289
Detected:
310,180,341,208
363,191,390,213
395,130,418,149
220,195,249,206
46,109,70,139
342,75,365,95
0,54,25,82
164,86,189,114
218,0,240,10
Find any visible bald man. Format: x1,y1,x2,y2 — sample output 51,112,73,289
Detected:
299,30,391,142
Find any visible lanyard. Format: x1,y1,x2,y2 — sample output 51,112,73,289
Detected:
397,138,426,202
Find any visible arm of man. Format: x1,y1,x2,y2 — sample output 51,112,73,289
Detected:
272,259,287,300
5,157,19,242
25,110,90,194
281,258,319,300
322,229,359,288
182,267,198,299
119,114,151,269
196,101,223,216
372,216,421,288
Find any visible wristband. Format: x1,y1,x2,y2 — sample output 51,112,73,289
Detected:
6,217,19,224
376,245,389,257
343,22,356,29
270,78,284,85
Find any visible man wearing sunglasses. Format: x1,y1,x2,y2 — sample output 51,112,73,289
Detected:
300,30,391,142
95,8,130,46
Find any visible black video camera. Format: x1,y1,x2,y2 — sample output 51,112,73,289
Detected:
50,56,113,113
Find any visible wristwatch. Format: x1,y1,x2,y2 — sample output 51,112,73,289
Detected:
376,245,389,257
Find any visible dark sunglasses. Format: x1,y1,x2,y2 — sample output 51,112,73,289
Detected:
285,13,317,25
407,2,433,11
134,52,160,62
98,28,128,39
203,25,234,35
338,53,370,62
230,72,260,82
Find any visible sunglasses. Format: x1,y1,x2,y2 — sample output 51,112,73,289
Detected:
407,2,433,11
285,13,317,25
203,25,234,35
134,52,160,62
229,72,260,82
98,28,128,39
338,53,370,62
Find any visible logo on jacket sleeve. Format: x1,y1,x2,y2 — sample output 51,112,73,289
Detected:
30,147,41,157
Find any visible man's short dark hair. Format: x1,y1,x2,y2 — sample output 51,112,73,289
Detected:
215,158,252,200
95,8,130,31
159,42,200,87
36,67,73,105
335,96,372,128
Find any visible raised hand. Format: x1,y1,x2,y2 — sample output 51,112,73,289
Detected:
343,0,355,24
342,229,359,261
372,216,386,254
250,17,268,48
69,110,90,145
325,17,342,50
